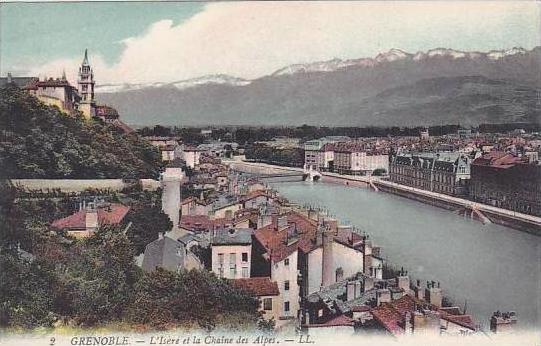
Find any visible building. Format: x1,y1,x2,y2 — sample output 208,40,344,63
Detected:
95,105,134,134
389,152,471,196
24,73,81,114
78,49,96,118
1,72,80,114
469,151,541,216
141,233,203,272
231,277,281,323
211,228,252,279
333,143,388,175
161,165,185,231
51,201,130,238
0,74,38,89
304,137,350,171
182,146,202,168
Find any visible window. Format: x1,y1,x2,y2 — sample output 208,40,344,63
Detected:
284,301,290,312
318,309,324,317
229,253,236,266
242,252,248,262
230,267,236,277
263,298,272,311
218,253,224,265
284,280,290,291
284,258,289,266
242,267,249,278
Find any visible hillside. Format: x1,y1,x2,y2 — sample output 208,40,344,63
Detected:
0,86,162,179
97,47,541,126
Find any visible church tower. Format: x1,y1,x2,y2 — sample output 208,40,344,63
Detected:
78,49,96,118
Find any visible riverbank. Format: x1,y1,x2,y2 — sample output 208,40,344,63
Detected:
225,160,541,235
272,182,541,329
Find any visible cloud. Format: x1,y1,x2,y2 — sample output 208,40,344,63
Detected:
26,1,541,85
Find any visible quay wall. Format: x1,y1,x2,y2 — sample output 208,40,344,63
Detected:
228,160,541,235
11,179,161,192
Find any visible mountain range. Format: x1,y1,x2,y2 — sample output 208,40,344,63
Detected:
96,47,541,127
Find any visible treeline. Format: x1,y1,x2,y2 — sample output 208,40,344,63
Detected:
0,181,267,331
478,122,541,133
138,122,540,146
0,86,162,179
244,144,304,167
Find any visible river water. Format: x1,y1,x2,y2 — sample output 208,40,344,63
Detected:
272,181,541,329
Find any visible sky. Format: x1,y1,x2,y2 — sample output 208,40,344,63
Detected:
1,1,540,85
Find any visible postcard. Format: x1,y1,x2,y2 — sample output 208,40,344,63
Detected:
0,1,539,346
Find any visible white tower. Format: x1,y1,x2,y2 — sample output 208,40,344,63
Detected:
78,49,96,118
160,167,184,231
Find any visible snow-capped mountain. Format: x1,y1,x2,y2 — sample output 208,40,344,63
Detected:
97,46,540,127
97,74,250,93
269,47,532,76
97,47,533,92
171,74,251,90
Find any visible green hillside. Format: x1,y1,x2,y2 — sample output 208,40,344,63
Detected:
0,86,162,179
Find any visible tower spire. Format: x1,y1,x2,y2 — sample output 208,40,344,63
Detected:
82,48,89,65
62,69,66,81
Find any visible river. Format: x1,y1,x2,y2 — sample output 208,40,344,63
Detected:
272,181,541,330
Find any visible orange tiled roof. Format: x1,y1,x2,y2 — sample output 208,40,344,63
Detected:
254,211,319,263
230,277,279,297
51,203,130,230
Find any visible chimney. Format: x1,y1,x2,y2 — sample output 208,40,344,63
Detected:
363,237,373,276
321,224,334,288
413,280,424,300
397,274,411,294
363,276,374,292
355,280,362,298
346,281,356,301
425,282,443,308
490,311,517,334
276,215,288,231
85,208,98,232
376,288,391,306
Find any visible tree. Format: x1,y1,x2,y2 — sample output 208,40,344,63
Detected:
0,86,162,179
125,205,173,254
125,269,260,330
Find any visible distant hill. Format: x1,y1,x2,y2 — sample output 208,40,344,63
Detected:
0,86,162,179
97,47,541,127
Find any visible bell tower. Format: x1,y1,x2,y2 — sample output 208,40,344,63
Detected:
78,49,96,118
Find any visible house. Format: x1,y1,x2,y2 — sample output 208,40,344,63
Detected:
242,190,276,209
182,146,202,168
141,233,203,272
211,228,253,279
251,210,382,328
51,201,130,238
231,277,281,323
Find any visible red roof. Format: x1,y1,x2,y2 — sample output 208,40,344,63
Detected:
230,277,279,297
51,203,130,230
472,151,525,169
305,315,355,328
254,211,319,263
370,295,477,335
371,303,406,335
